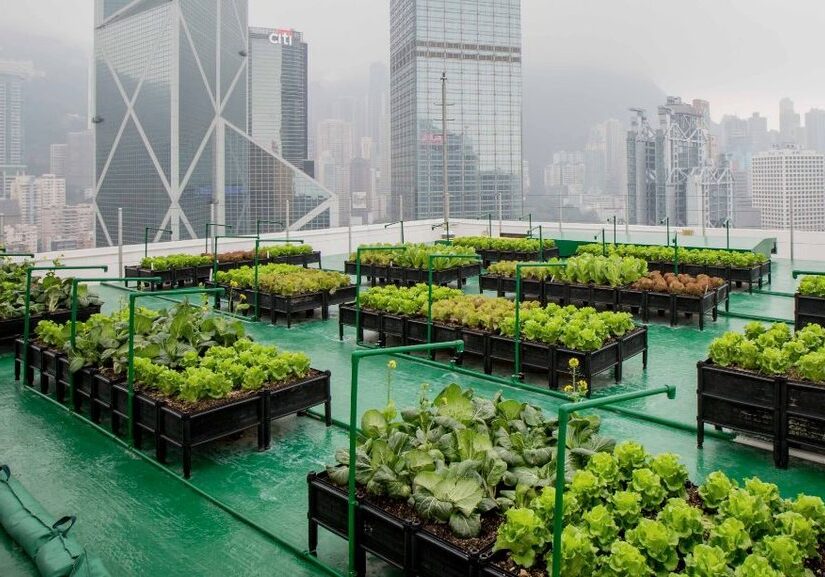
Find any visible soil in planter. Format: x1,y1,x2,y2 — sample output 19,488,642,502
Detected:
805,543,825,577
494,553,548,577
361,491,419,522
135,368,324,414
422,512,502,551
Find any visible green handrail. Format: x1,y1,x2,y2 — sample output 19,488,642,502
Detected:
211,234,258,308
67,276,162,406
253,237,306,320
792,269,825,279
550,385,676,577
126,288,224,444
143,227,173,258
21,265,108,385
255,219,284,236
205,222,232,254
426,253,481,345
347,340,464,577
353,246,407,345
384,220,405,244
513,261,567,377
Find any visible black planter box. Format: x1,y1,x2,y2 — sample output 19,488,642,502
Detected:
697,361,785,467
674,291,717,330
414,526,493,577
2,305,101,345
795,293,825,330
382,314,406,339
476,246,560,267
345,262,481,287
269,251,321,268
554,341,621,390
459,327,488,358
479,551,543,577
544,281,569,304
264,370,332,444
223,283,356,327
405,318,430,344
786,379,825,454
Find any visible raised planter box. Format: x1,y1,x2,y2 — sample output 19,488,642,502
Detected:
543,281,619,308
479,551,544,577
478,275,543,300
697,361,825,467
219,283,357,327
795,293,825,330
476,246,560,267
2,305,101,345
414,525,493,577
345,262,482,287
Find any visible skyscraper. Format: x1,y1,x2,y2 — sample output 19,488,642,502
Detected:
316,119,353,225
248,27,310,173
752,146,825,231
390,0,522,221
805,109,825,154
0,60,36,198
779,98,801,145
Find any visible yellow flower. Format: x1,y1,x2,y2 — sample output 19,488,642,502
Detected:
568,358,579,369
387,360,397,369
563,385,574,393
577,380,589,392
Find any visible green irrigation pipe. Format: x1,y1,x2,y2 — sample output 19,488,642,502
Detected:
126,288,224,445
254,238,305,320
426,253,481,346
347,340,465,577
792,269,825,279
550,385,676,577
514,261,566,377
205,222,232,254
384,220,405,244
17,385,342,577
752,289,795,298
717,310,794,325
143,227,172,258
401,351,733,440
21,265,108,387
353,246,406,345
256,219,284,236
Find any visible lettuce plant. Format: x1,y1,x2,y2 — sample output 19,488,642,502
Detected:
582,504,619,550
753,535,805,577
796,350,825,383
649,453,689,496
719,488,774,539
733,554,780,577
493,507,547,568
613,441,648,480
569,469,603,509
585,451,621,490
530,486,580,526
630,468,666,511
683,544,731,577
742,478,783,513
596,541,652,577
773,511,817,557
658,498,704,555
610,490,642,530
698,471,737,510
799,275,825,297
546,525,597,577
789,493,825,532
626,518,679,573
708,518,752,564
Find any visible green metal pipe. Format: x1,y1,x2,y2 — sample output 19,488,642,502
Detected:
21,265,108,387
143,227,172,259
792,269,825,279
514,262,566,376
253,238,306,320
212,235,258,308
550,385,676,577
426,253,481,345
383,221,405,244
205,223,232,254
256,219,284,236
353,246,406,345
19,386,343,577
127,288,224,444
717,310,794,325
347,340,464,577
751,289,795,298
673,232,680,275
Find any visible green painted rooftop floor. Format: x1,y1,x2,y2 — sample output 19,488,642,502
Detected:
2,256,825,576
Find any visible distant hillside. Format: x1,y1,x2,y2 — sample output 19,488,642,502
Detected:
523,65,666,193
0,28,89,175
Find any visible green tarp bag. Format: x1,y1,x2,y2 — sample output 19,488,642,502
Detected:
35,516,84,577
0,464,57,558
69,552,113,577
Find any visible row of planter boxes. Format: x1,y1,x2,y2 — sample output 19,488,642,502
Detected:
794,293,825,330
479,276,730,330
0,305,102,345
344,262,482,288
308,471,495,577
124,251,323,291
338,304,648,393
14,339,332,478
643,260,770,293
209,282,358,328
474,246,560,267
697,360,825,468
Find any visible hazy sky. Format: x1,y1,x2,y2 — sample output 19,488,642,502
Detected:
3,0,824,126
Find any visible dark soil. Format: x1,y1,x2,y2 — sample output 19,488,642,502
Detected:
804,542,825,577
421,513,502,552
361,492,419,524
685,480,706,510
493,553,548,577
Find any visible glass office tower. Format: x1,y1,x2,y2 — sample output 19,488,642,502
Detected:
390,0,523,221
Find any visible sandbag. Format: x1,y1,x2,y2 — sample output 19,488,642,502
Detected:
0,464,57,557
69,552,113,577
34,516,83,577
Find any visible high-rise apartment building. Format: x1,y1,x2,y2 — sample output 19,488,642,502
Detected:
390,0,522,220
0,60,36,198
50,144,68,177
751,146,825,231
627,98,733,228
248,27,310,172
94,1,336,245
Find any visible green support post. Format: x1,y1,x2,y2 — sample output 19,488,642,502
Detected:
253,237,305,320
347,340,464,577
426,253,481,346
724,218,731,250
255,219,284,237
550,384,676,577
205,223,232,254
21,265,108,386
596,229,606,256
673,232,679,275
520,213,532,236
353,245,407,345
211,234,259,308
126,288,224,444
383,220,405,244
67,275,161,406
660,216,670,247
529,225,545,260
143,227,173,259
514,261,566,378
487,213,492,237
609,215,618,246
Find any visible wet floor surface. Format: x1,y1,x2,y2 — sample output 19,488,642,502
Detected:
2,256,825,576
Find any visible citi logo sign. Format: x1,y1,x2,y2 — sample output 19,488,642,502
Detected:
269,29,294,46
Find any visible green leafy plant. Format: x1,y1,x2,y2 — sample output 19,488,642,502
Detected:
718,488,774,539
708,517,752,564
453,236,555,252
582,504,619,550
597,541,652,577
733,554,781,577
611,490,642,530
493,507,547,568
216,263,350,297
699,471,737,510
658,498,704,555
683,544,731,577
649,452,688,496
626,518,679,574
546,525,597,577
753,535,805,577
576,243,768,268
798,275,825,298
